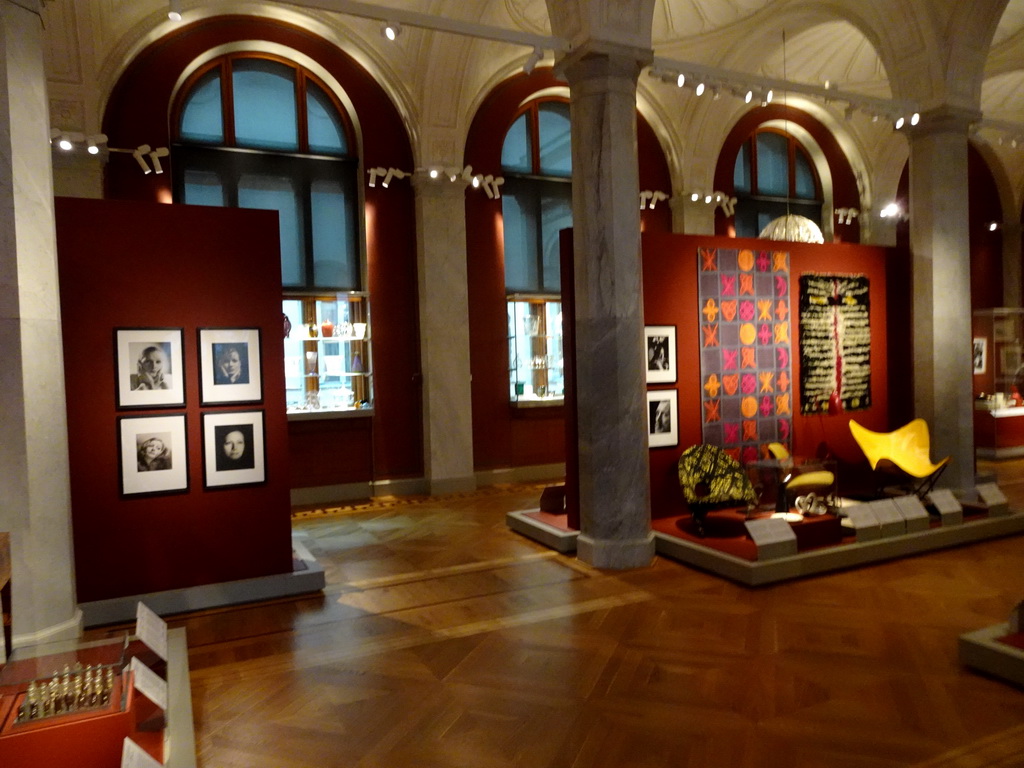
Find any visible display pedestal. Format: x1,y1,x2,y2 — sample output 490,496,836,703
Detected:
959,623,1024,687
0,627,195,767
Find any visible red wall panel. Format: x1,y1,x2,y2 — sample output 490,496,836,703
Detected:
640,233,901,517
56,197,294,603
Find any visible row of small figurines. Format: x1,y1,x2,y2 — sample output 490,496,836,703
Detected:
14,664,117,724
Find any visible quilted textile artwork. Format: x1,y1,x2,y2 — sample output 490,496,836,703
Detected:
697,247,793,465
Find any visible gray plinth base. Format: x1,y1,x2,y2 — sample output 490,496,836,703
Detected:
655,510,1024,587
167,627,197,767
506,509,579,552
959,623,1024,688
577,532,656,570
80,535,325,627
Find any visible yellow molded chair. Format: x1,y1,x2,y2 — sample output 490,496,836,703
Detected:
848,418,951,498
767,442,836,512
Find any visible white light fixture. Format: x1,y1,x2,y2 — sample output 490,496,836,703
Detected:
382,21,401,41
989,222,999,232
695,82,705,96
149,147,169,174
879,202,902,219
86,134,107,155
168,0,182,22
690,192,700,202
910,112,920,126
765,89,774,103
133,144,152,174
744,89,753,104
428,168,440,179
895,116,905,130
58,134,73,151
367,166,387,187
676,73,686,88
523,47,543,75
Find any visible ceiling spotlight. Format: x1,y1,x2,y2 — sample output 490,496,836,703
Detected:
149,147,169,174
86,133,107,155
428,168,440,179
765,89,774,103
704,194,713,204
133,144,152,174
910,112,920,126
695,82,705,96
744,89,753,104
58,134,73,151
880,202,901,218
382,21,401,41
895,116,905,130
524,47,543,75
989,222,999,232
676,73,685,88
690,192,700,202
167,0,182,22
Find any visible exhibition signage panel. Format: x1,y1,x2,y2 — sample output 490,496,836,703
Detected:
698,248,793,463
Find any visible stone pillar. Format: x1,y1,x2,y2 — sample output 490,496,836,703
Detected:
412,176,476,494
0,0,81,644
560,44,654,569
907,106,979,490
1002,222,1022,308
677,195,716,235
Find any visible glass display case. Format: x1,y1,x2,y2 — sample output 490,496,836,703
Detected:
0,635,129,733
973,308,1024,402
508,296,564,405
284,293,372,414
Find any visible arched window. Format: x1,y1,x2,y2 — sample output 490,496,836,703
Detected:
502,99,572,403
732,128,821,237
172,54,360,290
172,54,370,413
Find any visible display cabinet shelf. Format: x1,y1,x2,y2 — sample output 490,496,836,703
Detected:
284,293,373,414
508,296,565,404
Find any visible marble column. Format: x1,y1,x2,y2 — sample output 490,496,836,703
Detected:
907,106,979,491
412,176,476,494
560,43,654,569
0,0,81,645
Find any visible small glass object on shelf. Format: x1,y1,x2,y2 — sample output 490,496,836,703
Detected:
508,296,564,404
284,292,372,414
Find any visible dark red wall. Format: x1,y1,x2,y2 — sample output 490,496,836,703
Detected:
464,67,672,472
101,15,423,486
56,197,294,602
640,233,900,518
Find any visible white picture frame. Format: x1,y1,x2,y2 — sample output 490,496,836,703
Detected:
202,410,266,489
118,414,189,496
645,325,677,384
198,328,263,405
973,337,986,374
115,328,186,409
647,389,678,448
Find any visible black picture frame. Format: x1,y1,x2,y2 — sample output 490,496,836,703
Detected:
645,325,676,384
198,328,263,406
118,414,189,497
647,389,679,448
114,328,186,409
202,410,266,489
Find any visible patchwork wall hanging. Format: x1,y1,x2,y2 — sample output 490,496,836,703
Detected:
698,248,793,464
798,273,871,414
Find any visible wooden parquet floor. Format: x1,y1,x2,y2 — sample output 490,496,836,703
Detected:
89,463,1024,767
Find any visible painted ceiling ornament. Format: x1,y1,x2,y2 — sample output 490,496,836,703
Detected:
759,214,825,244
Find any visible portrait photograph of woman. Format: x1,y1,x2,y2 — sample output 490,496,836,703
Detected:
199,328,263,405
202,410,266,488
119,414,188,496
115,328,186,409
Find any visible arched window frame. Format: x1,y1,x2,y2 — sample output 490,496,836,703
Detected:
731,126,824,238
501,96,572,404
170,52,372,413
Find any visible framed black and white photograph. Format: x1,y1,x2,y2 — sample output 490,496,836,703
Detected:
202,411,266,489
118,414,189,496
115,328,185,409
647,389,678,448
198,328,263,405
645,325,676,384
973,337,987,374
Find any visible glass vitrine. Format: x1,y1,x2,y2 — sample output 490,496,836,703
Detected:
508,296,564,404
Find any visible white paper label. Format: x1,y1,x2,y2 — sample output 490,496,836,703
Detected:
135,602,168,662
121,736,164,768
130,656,168,710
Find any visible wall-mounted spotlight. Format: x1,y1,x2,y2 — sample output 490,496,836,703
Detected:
989,222,1000,232
879,202,906,220
744,89,753,104
694,82,706,97
86,134,107,155
58,134,74,151
910,112,920,126
676,73,686,88
524,47,543,75
149,147,170,174
168,0,182,22
133,144,153,173
835,207,860,225
894,116,906,130
639,190,669,210
382,21,401,41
